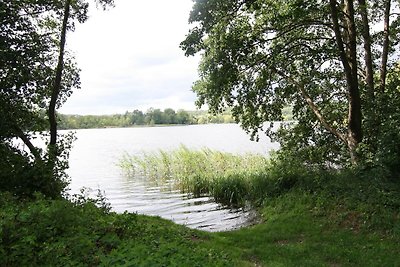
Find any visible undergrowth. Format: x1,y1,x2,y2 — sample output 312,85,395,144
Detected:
120,147,400,235
1,148,399,266
0,192,231,266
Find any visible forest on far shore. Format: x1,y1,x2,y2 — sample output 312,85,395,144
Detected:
58,107,294,129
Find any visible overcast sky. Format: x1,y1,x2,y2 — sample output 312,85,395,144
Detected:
60,0,200,115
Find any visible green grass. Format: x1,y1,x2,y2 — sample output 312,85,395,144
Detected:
209,191,400,266
2,150,400,266
0,192,232,266
2,179,398,266
120,146,270,205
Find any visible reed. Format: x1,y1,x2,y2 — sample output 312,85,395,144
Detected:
119,146,270,206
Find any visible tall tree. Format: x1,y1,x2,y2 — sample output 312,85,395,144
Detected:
181,0,400,166
0,0,113,197
49,0,114,163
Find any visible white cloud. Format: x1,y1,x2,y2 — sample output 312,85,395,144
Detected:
60,0,200,115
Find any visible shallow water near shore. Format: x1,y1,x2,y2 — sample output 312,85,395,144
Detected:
65,124,278,231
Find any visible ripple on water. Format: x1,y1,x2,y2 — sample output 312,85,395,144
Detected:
64,125,275,232
108,181,257,232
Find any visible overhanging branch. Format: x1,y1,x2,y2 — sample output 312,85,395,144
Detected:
14,126,42,162
274,68,347,143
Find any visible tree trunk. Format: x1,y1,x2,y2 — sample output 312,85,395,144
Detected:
330,0,363,163
380,0,391,93
358,0,374,98
48,0,70,164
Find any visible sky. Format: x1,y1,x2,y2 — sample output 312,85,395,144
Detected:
60,0,201,115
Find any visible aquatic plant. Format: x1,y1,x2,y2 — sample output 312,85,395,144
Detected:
119,146,270,206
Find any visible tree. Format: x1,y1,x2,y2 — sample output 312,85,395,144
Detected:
48,0,114,171
129,110,145,125
176,110,191,124
0,0,114,197
181,0,400,166
163,108,177,124
49,0,114,157
1,1,57,159
145,108,164,125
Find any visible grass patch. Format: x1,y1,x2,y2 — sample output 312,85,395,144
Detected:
2,182,399,266
2,148,399,266
0,192,232,266
117,147,400,265
208,190,400,266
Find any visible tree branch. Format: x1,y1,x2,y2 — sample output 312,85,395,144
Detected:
274,68,346,143
14,127,42,162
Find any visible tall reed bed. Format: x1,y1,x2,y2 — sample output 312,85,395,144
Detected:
119,146,270,206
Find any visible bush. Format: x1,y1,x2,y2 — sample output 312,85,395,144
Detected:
0,191,233,266
0,143,65,198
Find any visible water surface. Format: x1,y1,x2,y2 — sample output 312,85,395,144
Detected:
66,124,279,231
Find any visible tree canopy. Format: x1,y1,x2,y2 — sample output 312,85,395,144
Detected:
0,0,113,197
57,108,236,129
181,0,400,168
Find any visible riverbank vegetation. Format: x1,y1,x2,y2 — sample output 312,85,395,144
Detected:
58,108,238,129
121,147,400,219
0,191,232,266
58,107,294,130
120,146,269,205
2,0,400,266
2,154,399,266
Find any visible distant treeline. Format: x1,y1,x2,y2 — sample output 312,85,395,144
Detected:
58,108,236,130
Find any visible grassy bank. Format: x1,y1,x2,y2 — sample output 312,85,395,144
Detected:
0,192,232,266
1,149,399,266
211,188,400,266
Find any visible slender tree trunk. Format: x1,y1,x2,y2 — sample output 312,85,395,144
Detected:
358,0,379,152
344,0,363,163
380,0,391,93
48,0,70,164
330,0,363,164
358,0,374,97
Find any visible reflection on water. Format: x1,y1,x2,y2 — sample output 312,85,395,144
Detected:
108,178,258,231
65,124,278,231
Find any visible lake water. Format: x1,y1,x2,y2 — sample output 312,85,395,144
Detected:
65,124,279,231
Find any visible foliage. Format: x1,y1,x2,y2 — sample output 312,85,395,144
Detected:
0,192,232,267
360,64,400,177
58,108,238,129
181,0,400,167
58,108,195,129
58,107,294,130
120,146,400,227
3,151,399,266
120,146,270,206
0,0,113,198
0,0,74,197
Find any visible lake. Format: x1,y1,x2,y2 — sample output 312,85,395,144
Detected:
65,124,279,231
